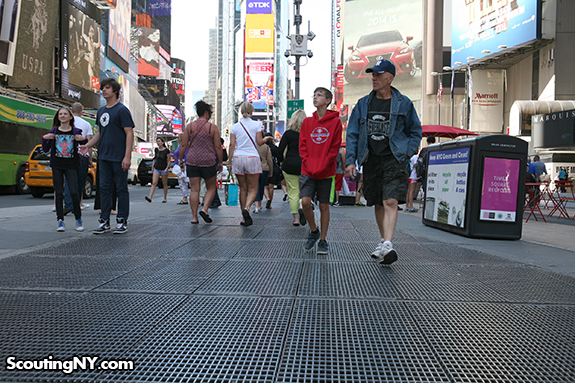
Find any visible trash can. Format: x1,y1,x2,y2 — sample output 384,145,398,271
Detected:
422,134,528,239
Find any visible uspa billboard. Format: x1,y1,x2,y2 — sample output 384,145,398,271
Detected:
136,26,160,77
342,0,422,106
60,0,101,108
10,0,59,93
452,0,539,67
108,0,131,63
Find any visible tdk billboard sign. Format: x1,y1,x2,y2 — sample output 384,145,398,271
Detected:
247,0,271,14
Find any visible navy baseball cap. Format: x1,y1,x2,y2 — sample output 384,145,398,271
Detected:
366,59,396,76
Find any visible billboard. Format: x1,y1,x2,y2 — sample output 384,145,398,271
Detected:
342,0,422,105
136,26,160,77
10,0,59,93
156,104,183,135
246,0,271,14
470,69,504,133
245,59,273,110
149,0,170,17
108,0,131,63
60,0,101,108
245,13,274,57
0,0,21,75
452,0,539,67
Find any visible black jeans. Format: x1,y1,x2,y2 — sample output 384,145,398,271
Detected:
52,168,81,221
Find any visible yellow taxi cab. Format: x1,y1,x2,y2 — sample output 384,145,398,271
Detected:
24,145,97,199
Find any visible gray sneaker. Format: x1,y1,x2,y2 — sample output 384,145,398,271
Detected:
113,219,128,234
317,239,329,255
94,219,110,235
379,242,398,265
304,230,320,252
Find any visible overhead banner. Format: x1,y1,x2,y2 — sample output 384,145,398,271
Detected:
470,69,504,133
108,0,131,63
246,0,271,14
452,0,539,67
10,0,59,94
342,0,422,106
149,0,171,17
136,27,160,76
245,59,273,110
245,13,274,57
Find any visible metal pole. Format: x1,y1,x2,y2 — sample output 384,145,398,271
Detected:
294,0,302,99
451,69,454,127
437,76,441,125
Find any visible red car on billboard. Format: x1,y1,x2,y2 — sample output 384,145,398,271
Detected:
344,30,417,82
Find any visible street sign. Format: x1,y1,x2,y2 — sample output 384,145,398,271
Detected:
287,99,304,119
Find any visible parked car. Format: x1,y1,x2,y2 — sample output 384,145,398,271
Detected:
24,145,97,199
344,29,417,82
137,158,178,188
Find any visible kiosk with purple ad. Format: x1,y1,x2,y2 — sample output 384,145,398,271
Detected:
422,135,528,239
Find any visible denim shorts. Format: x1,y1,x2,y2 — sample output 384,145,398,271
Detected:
153,169,169,176
363,154,409,206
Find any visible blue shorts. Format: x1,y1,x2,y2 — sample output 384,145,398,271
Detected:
154,169,169,176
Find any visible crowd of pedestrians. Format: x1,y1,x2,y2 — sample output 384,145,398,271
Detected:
42,59,428,266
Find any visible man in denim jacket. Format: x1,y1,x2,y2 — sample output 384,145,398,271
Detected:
345,59,422,265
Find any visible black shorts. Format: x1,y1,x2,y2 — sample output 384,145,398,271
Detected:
299,174,333,204
186,164,217,180
363,154,409,206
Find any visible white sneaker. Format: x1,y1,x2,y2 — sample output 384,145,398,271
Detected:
253,207,261,214
371,240,385,259
379,242,398,265
81,204,89,210
52,206,56,212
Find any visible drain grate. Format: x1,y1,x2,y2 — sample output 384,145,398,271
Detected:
0,293,186,382
278,299,449,382
96,258,226,293
253,227,310,241
0,255,153,290
407,301,575,382
195,260,303,296
298,261,401,298
167,238,246,259
101,296,292,382
235,239,306,259
200,225,263,239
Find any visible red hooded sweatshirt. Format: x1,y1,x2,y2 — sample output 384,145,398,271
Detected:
300,110,343,179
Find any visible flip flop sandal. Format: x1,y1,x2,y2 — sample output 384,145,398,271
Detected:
199,211,213,223
162,200,167,203
241,209,253,226
145,196,152,202
190,220,199,224
293,222,300,226
177,200,188,205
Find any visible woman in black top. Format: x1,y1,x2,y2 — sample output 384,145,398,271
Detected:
264,132,282,209
277,110,307,226
41,107,88,232
146,137,171,203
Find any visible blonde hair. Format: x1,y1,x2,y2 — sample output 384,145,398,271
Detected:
240,102,254,118
287,110,306,133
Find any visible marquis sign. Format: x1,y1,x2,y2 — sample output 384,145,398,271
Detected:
246,0,271,14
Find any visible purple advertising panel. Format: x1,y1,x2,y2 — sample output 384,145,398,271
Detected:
480,157,520,222
149,0,171,17
246,0,272,14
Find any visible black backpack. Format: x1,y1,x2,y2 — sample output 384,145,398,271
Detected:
415,148,427,180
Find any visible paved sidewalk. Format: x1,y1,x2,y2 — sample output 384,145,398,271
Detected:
0,193,574,382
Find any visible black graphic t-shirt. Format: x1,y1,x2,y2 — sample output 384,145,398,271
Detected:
367,97,392,157
52,128,77,170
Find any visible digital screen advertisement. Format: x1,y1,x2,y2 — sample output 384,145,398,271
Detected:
480,157,520,222
452,0,539,67
245,59,274,110
424,148,470,228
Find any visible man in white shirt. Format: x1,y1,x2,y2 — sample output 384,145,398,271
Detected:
64,103,93,211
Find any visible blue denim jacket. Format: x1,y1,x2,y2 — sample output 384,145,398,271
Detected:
346,87,422,166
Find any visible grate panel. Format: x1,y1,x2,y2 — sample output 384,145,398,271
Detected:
101,296,292,382
253,226,310,241
298,262,401,298
426,244,518,265
407,301,575,382
0,293,186,382
0,255,153,290
166,238,246,259
308,241,375,261
278,299,449,382
0,291,76,331
195,260,303,296
96,258,226,293
459,265,575,303
200,225,263,239
235,239,306,259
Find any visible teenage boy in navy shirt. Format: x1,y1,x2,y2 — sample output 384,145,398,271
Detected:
299,87,342,254
80,78,134,234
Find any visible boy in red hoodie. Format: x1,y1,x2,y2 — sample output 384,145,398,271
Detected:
299,87,343,254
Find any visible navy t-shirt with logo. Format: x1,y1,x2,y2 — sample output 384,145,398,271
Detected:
52,128,77,170
367,96,392,157
96,103,135,162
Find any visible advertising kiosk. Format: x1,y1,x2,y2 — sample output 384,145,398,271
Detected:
422,135,528,239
